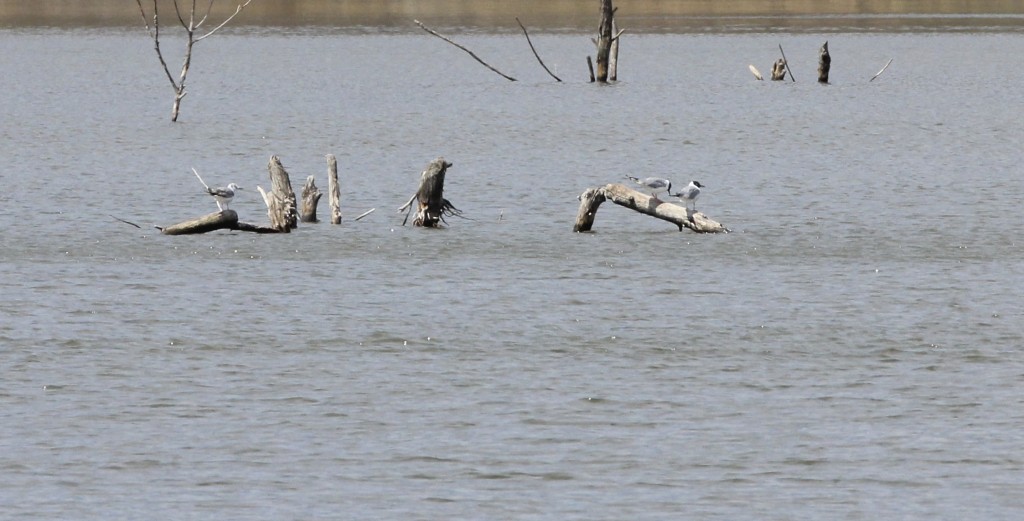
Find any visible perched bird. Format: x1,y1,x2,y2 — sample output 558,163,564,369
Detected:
625,175,672,199
208,183,241,211
670,181,703,212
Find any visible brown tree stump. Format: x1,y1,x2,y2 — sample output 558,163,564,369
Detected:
818,41,831,84
300,175,322,223
267,155,298,229
398,157,462,228
573,184,728,233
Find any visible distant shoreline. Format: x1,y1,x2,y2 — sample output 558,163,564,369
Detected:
3,0,1024,30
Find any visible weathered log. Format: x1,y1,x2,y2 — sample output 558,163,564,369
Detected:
257,186,292,233
771,58,787,81
573,184,728,234
818,41,831,84
595,0,614,82
300,175,322,223
159,210,238,235
267,155,298,229
398,157,462,228
326,154,342,224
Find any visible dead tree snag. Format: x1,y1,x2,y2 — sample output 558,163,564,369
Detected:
326,154,342,225
300,175,322,223
818,41,831,84
398,157,463,228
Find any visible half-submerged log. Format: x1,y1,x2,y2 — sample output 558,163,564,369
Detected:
573,184,728,234
398,157,463,228
300,175,322,223
326,154,342,224
159,210,238,235
818,41,831,84
266,155,298,230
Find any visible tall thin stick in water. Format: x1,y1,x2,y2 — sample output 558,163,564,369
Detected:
413,20,517,82
516,17,561,82
870,58,894,82
778,44,796,82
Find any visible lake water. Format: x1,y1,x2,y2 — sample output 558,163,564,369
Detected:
2,18,1023,520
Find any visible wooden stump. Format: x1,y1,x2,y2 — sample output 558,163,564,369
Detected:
573,184,728,233
398,157,462,228
771,59,787,81
300,175,322,223
267,155,298,229
159,210,239,235
326,154,342,225
818,41,831,84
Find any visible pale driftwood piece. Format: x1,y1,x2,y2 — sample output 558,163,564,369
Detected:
573,184,728,234
399,157,463,228
749,64,764,81
818,41,831,84
587,55,596,82
516,17,562,82
135,0,253,121
256,186,292,233
595,0,614,82
326,154,342,225
779,44,796,82
159,210,238,235
413,19,516,82
354,208,376,222
609,14,620,81
267,155,298,229
300,175,322,223
870,58,893,82
771,59,787,81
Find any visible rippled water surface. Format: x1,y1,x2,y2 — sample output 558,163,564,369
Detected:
2,23,1023,520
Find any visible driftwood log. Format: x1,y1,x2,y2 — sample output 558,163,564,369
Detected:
818,41,831,84
265,155,298,230
574,184,728,233
398,157,462,227
300,175,322,223
158,210,280,235
326,154,342,224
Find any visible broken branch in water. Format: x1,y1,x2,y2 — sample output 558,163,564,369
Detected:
749,64,764,80
870,58,894,82
413,19,517,82
354,208,376,222
516,17,561,82
110,214,141,228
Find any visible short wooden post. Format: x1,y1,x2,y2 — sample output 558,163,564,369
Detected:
326,154,342,225
818,41,831,84
573,187,607,232
300,175,322,223
771,59,787,81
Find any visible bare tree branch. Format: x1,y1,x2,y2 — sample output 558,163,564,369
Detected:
413,19,517,82
516,17,561,82
196,0,254,42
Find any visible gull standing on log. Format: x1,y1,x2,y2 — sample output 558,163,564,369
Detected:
670,181,703,212
625,175,673,199
208,183,242,211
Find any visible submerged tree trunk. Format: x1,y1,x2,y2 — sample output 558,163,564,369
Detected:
818,41,831,84
326,154,342,225
573,184,728,233
300,175,322,223
160,210,238,235
771,59,787,81
267,155,298,229
398,157,462,228
595,0,614,82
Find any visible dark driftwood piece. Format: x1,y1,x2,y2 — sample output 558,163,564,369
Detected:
516,17,561,82
771,59,787,81
300,175,322,223
818,41,831,84
326,154,342,224
778,44,796,82
267,155,298,230
160,210,238,235
573,184,728,234
587,56,596,82
398,157,463,228
414,19,516,82
595,0,615,82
